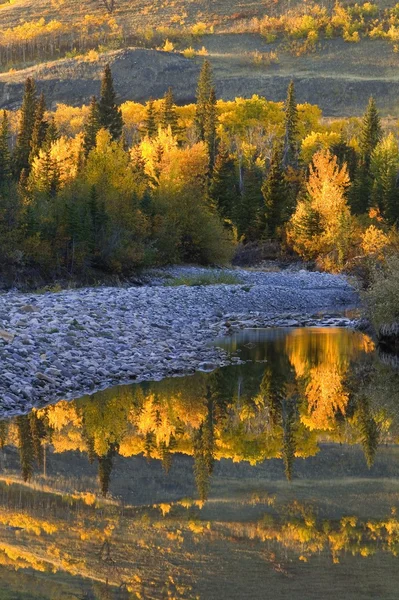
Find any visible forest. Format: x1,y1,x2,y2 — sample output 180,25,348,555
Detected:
0,59,399,290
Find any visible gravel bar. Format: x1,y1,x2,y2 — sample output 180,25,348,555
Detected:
0,267,359,417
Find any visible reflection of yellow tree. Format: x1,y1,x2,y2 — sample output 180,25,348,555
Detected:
286,329,373,431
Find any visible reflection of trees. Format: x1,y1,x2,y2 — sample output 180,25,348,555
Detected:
16,416,35,482
2,328,396,495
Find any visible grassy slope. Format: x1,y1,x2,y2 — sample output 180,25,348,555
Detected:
2,0,399,114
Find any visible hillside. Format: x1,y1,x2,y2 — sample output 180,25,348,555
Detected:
2,0,399,114
2,37,399,115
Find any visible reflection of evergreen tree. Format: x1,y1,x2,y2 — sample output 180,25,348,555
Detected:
357,396,380,468
160,435,176,473
98,443,118,497
0,420,8,449
193,389,216,502
16,415,35,482
29,412,47,467
281,396,298,481
144,431,155,461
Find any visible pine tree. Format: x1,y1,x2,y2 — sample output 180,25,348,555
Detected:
160,87,179,135
360,97,382,166
204,86,217,172
13,77,37,177
98,64,123,141
195,60,213,141
44,117,59,147
283,80,299,168
29,93,48,162
143,98,157,138
262,143,287,238
209,143,239,220
351,97,382,214
236,159,264,241
84,96,101,156
0,111,11,186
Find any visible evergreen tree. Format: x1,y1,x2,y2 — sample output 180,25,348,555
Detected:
29,93,48,162
98,64,123,141
13,77,37,177
143,98,157,138
44,117,59,147
34,148,60,198
195,60,213,141
83,96,101,156
283,80,299,168
262,143,287,238
0,111,11,186
360,96,382,166
351,98,382,215
236,159,264,241
160,87,179,135
209,143,239,220
204,86,217,172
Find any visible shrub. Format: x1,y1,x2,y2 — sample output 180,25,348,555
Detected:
365,254,399,333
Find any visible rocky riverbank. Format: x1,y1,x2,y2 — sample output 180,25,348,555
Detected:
0,267,359,418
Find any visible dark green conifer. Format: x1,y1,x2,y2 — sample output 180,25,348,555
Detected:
209,142,239,220
13,77,37,177
360,97,382,166
262,143,287,238
236,159,264,241
195,60,213,141
98,64,123,141
283,80,299,168
143,99,157,138
0,111,11,186
160,87,179,135
83,96,101,156
351,97,382,214
44,117,59,147
29,93,48,162
204,86,217,172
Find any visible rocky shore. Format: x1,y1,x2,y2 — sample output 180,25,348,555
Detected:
0,267,359,418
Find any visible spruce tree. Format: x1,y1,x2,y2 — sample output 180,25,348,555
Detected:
13,77,37,177
262,143,287,238
209,142,239,220
160,87,179,135
360,96,382,166
236,159,264,241
44,117,59,147
29,93,48,162
98,64,123,141
83,96,101,156
351,97,382,214
0,111,11,186
195,60,213,141
204,86,217,172
283,80,299,168
143,98,157,138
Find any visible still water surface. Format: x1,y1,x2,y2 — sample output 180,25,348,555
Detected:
1,327,399,599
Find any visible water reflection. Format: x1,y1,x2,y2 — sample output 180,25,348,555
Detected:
0,327,399,599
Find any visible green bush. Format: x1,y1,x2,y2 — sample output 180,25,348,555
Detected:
364,254,399,333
